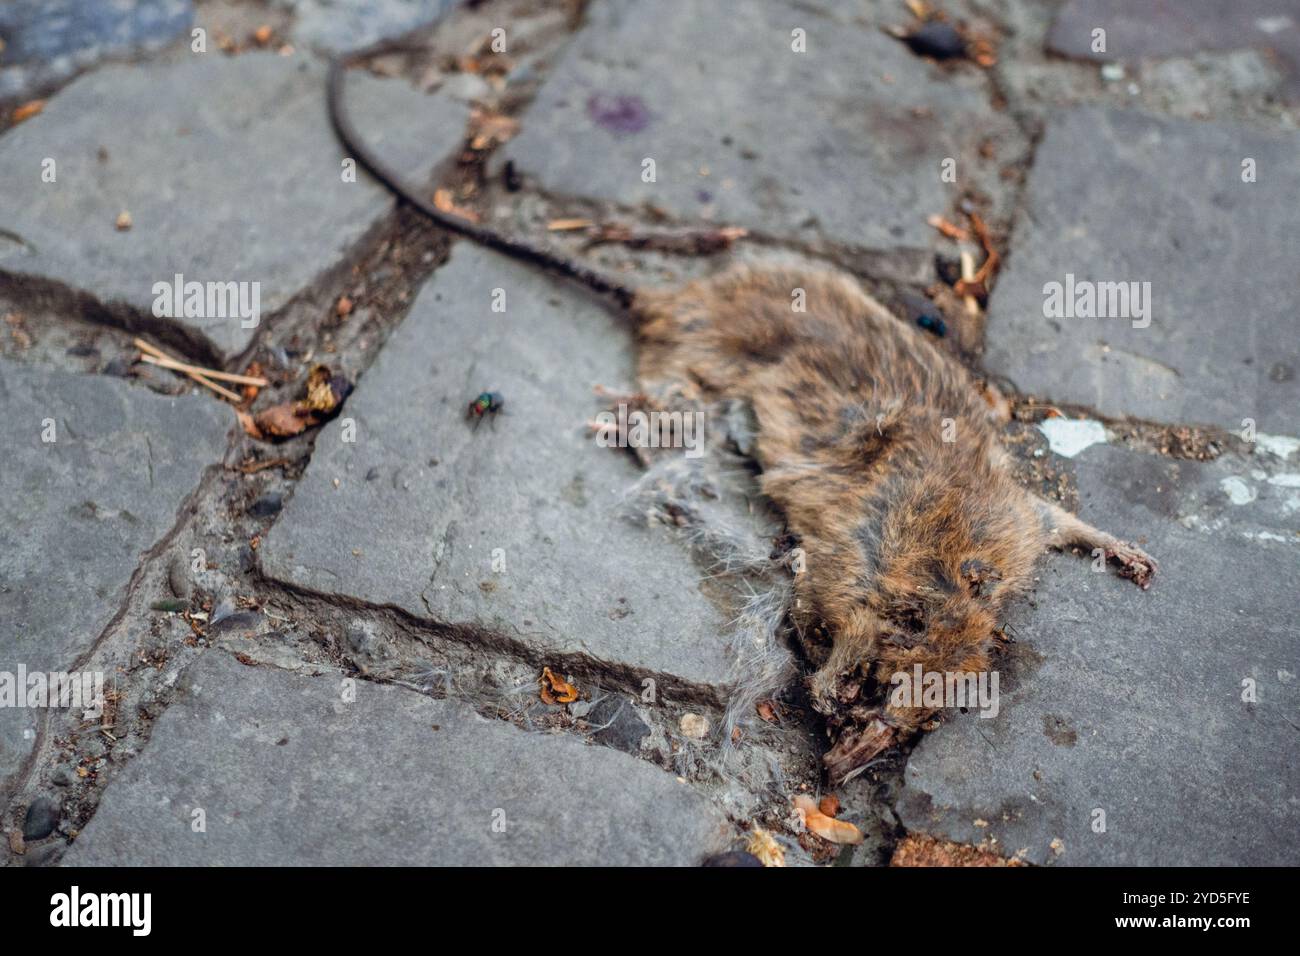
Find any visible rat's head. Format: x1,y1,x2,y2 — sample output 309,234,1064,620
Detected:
807,417,1045,720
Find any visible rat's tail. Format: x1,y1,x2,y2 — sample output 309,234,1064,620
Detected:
327,50,635,309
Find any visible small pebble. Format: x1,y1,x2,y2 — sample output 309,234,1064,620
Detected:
702,850,763,867
679,713,709,739
903,22,966,60
167,552,192,600
247,492,283,518
22,797,60,840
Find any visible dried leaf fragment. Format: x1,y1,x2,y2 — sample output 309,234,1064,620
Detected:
927,214,968,241
236,408,264,440
547,218,593,232
433,188,480,223
302,364,349,414
11,99,44,124
539,666,579,704
467,108,519,151
891,833,1024,867
794,794,863,845
254,403,315,438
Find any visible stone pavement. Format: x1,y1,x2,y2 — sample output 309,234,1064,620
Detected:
2,0,1297,867
67,652,730,866
0,52,465,363
982,106,1300,433
0,359,229,792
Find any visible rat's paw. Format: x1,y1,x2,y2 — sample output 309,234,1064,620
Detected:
1109,542,1158,589
807,667,842,716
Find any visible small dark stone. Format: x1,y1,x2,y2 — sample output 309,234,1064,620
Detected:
247,492,283,518
102,357,132,378
22,797,60,840
585,697,650,753
903,22,966,60
65,344,99,357
702,850,763,867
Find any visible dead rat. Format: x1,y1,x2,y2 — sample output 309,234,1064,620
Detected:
327,51,1158,784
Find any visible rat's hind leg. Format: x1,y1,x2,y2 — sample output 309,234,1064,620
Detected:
1037,499,1158,589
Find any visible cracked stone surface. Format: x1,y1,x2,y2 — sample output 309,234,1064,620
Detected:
1048,0,1300,99
0,359,230,793
261,243,748,691
284,0,457,55
0,52,465,363
983,107,1300,433
495,0,1022,281
897,442,1300,866
65,651,732,865
0,0,193,102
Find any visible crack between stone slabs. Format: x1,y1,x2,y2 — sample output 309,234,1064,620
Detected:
0,268,228,369
0,201,410,373
1003,390,1260,463
254,570,730,710
0,454,231,806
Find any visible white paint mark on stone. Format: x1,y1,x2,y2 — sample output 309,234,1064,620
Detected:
1246,531,1292,544
1219,476,1257,505
1038,418,1107,458
1257,434,1300,460
1266,473,1300,488
1256,16,1293,34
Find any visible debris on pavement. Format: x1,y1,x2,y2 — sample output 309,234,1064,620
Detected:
745,827,785,867
540,667,579,705
679,713,709,739
11,99,45,124
794,794,863,845
891,834,1025,867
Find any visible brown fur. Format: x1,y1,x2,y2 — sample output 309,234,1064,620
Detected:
630,265,1155,780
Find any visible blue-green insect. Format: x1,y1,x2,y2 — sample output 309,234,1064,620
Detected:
466,391,504,429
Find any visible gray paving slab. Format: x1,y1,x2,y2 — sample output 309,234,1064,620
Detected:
260,243,742,690
0,53,465,363
897,442,1300,865
1048,0,1300,98
0,0,192,102
0,359,230,793
285,0,456,55
65,651,732,865
494,0,1021,281
983,106,1300,434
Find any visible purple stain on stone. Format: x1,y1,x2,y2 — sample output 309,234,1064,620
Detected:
586,93,650,134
